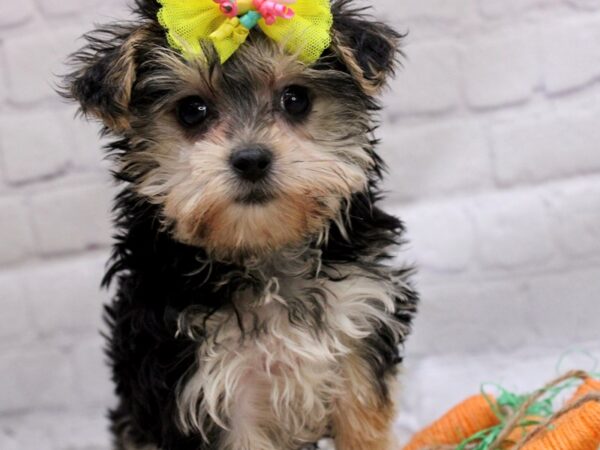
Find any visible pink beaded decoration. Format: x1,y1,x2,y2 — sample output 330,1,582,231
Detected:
213,0,238,18
253,0,295,25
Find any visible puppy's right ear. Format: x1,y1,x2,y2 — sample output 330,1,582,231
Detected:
62,24,151,132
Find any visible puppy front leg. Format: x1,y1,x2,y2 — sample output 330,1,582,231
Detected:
332,395,397,450
332,356,398,450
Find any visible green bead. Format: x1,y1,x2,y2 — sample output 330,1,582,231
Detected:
240,11,261,29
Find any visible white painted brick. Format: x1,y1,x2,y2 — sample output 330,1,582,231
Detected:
409,279,535,356
388,42,460,115
30,183,113,255
544,179,600,258
0,48,5,107
526,267,600,345
540,18,600,93
71,336,114,407
1,411,110,450
565,0,600,10
0,197,34,265
4,32,60,104
0,112,70,183
52,413,111,450
398,202,476,273
4,27,87,104
24,255,108,336
1,416,58,450
479,0,513,17
61,109,108,170
479,0,561,18
78,0,136,28
0,345,74,412
387,0,462,21
522,0,563,11
0,0,35,27
461,29,540,108
0,433,18,450
381,121,491,201
491,111,600,186
471,192,555,269
0,273,30,341
35,0,100,17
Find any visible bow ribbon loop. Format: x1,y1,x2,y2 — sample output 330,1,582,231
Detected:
254,0,295,25
209,17,250,45
157,0,333,64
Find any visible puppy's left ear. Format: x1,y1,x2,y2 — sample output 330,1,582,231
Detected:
331,1,404,96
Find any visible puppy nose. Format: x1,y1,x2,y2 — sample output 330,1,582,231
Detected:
230,147,273,182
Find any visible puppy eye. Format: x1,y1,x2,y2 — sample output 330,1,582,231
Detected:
176,96,208,127
280,85,311,118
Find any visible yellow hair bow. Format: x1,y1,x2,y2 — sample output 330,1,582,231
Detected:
157,0,333,64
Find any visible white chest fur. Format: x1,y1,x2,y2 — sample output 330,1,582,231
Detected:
176,261,404,450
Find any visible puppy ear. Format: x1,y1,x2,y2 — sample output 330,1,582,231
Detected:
331,0,404,96
62,24,151,132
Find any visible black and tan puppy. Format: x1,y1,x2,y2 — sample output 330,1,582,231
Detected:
62,0,417,448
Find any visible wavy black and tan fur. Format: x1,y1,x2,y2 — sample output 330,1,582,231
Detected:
61,0,417,449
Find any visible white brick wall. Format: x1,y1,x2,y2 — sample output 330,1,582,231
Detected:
1,1,599,448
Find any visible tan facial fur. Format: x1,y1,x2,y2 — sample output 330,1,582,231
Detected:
123,37,375,260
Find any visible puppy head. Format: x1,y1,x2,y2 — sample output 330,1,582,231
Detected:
63,0,402,260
